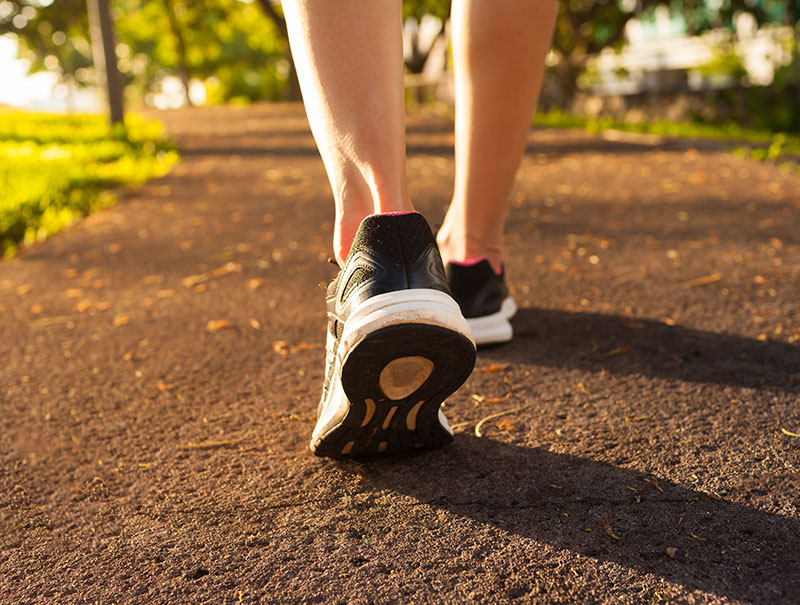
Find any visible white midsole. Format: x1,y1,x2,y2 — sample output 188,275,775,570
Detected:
313,289,473,442
467,296,518,345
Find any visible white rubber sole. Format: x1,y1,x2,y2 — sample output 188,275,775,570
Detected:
311,289,475,453
467,296,518,346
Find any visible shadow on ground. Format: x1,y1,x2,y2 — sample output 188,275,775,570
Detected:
499,308,800,393
353,435,799,603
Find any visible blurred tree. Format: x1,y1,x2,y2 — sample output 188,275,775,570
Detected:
2,0,797,106
86,0,124,124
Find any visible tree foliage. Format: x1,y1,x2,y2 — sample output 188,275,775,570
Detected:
1,0,797,105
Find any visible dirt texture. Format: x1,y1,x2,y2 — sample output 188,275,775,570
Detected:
2,103,799,604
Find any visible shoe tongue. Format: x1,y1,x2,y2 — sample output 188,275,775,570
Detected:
348,212,435,265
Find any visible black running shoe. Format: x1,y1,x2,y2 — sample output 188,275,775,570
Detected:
445,258,517,346
311,212,476,458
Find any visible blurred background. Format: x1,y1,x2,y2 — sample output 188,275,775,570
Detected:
1,0,798,257
0,0,798,131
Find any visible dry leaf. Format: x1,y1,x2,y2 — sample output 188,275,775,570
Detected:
211,262,242,277
478,364,508,373
602,519,623,540
666,547,678,559
249,318,262,330
684,273,722,288
206,320,233,332
780,427,800,438
483,396,510,404
75,300,93,312
689,531,710,543
475,406,529,437
113,315,130,327
183,273,209,287
290,342,321,353
645,478,664,492
176,439,239,451
496,419,517,431
624,321,646,330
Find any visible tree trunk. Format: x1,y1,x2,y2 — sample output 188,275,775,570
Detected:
254,0,301,101
164,0,193,106
86,0,124,126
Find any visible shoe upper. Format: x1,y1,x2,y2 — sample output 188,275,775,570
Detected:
320,212,451,413
327,212,450,331
445,259,509,319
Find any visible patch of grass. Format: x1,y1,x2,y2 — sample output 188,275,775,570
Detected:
533,111,800,165
0,111,178,258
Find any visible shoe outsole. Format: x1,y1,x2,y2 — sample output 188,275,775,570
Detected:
311,323,476,458
468,296,518,347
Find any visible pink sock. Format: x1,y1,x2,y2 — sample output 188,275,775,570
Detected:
448,256,502,275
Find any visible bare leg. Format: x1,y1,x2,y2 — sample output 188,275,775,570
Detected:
283,0,410,265
438,0,558,272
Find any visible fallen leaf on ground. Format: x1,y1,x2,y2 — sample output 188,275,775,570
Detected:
666,547,678,559
660,316,676,326
176,439,240,450
183,273,209,287
211,262,243,278
602,519,623,540
478,364,508,373
249,319,262,330
483,395,510,404
645,478,664,492
290,342,321,353
496,419,517,431
75,300,93,312
206,320,233,332
624,321,646,330
780,427,800,438
689,531,710,543
475,406,529,437
113,315,130,327
684,273,722,288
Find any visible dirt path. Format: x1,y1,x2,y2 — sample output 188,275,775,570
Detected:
2,103,799,603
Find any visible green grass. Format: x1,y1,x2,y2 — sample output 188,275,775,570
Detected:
0,111,178,258
533,111,800,165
